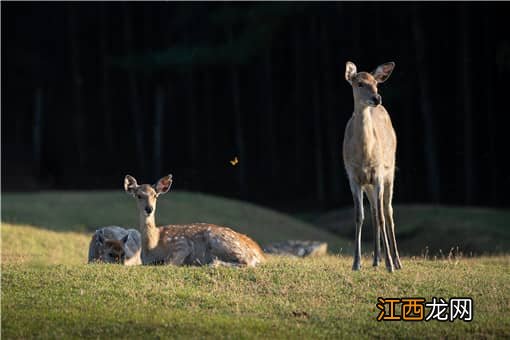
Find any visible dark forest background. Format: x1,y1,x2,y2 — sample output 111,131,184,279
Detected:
2,2,510,210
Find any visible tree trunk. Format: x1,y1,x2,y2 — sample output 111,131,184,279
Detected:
311,17,325,204
153,86,164,179
292,24,304,187
401,84,416,202
187,65,199,189
263,46,278,182
33,87,43,178
68,6,86,166
100,4,114,153
348,4,362,60
320,20,341,201
459,7,475,204
203,70,215,167
483,11,497,204
141,6,153,160
229,26,246,197
411,7,441,203
122,5,146,177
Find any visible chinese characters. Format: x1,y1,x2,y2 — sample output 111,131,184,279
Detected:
377,297,473,322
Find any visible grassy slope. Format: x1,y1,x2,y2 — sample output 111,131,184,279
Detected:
1,224,90,265
314,205,510,255
2,256,509,338
2,192,510,338
1,191,349,252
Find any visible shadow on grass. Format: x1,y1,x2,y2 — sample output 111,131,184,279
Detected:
314,204,510,256
1,190,351,253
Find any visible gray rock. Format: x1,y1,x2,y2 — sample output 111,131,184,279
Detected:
264,240,328,257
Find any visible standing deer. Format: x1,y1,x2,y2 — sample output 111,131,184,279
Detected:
343,61,402,272
124,174,265,267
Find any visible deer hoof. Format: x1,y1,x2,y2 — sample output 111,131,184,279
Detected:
394,258,402,270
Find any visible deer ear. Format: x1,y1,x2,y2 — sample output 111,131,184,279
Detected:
345,61,357,84
372,62,395,83
155,174,173,195
124,175,138,195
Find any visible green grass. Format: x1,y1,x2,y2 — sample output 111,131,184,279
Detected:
1,223,90,265
314,205,510,255
2,256,509,338
2,192,510,338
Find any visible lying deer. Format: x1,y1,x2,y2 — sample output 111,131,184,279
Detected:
343,61,402,272
124,174,265,267
88,226,142,265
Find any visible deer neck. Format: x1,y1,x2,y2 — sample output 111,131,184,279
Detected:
353,100,374,116
139,212,160,251
352,104,376,156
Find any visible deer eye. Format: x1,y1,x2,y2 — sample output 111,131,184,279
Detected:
137,194,143,199
358,82,364,88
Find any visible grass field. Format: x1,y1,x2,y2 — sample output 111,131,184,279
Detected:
2,256,509,338
2,191,510,338
313,205,510,256
1,191,349,252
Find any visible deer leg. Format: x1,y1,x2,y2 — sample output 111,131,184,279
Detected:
373,211,381,267
366,187,381,267
373,181,394,272
209,259,243,268
384,180,402,270
166,239,192,266
350,179,364,271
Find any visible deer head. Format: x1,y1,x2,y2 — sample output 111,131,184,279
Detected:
124,174,173,217
345,61,395,108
